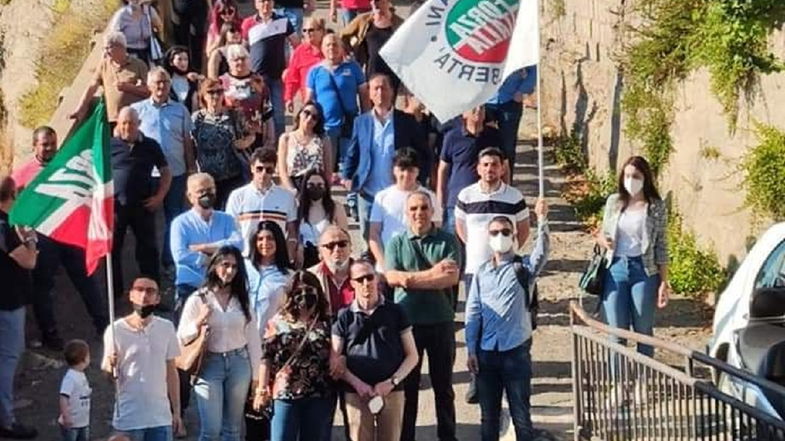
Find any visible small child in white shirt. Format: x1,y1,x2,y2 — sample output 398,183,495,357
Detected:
58,339,92,441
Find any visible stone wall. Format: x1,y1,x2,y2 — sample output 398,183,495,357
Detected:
539,0,785,266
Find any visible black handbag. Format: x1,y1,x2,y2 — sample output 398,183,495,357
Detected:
579,245,607,296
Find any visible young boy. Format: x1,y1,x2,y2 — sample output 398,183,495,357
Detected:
58,339,92,441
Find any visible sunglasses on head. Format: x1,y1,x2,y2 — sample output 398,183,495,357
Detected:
320,240,349,251
352,273,376,283
254,165,275,174
489,228,513,237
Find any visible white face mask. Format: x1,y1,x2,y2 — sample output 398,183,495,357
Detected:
488,234,514,254
624,177,644,197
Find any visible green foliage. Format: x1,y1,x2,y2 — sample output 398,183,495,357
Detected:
552,129,586,174
699,145,722,160
18,0,119,128
621,0,785,173
740,123,785,220
550,0,565,19
667,210,726,296
567,169,616,228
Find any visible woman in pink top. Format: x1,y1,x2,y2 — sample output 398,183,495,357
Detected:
283,17,326,113
205,0,242,58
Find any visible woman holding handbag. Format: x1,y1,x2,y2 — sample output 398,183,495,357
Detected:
596,155,670,356
109,0,164,64
252,271,335,441
177,246,262,441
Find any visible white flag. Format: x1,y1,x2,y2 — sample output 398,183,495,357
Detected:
381,0,539,122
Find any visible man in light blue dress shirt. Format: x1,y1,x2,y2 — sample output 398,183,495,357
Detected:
485,66,537,167
132,66,196,268
465,198,549,441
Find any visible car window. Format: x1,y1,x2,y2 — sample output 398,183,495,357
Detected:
755,240,785,289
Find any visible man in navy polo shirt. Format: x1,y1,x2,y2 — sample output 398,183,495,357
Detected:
332,260,419,441
436,105,503,234
242,0,301,139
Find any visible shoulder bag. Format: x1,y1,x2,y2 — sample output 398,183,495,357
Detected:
144,5,164,64
175,292,210,377
579,244,607,296
325,66,357,139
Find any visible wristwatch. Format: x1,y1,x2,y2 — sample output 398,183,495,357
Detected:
390,376,401,387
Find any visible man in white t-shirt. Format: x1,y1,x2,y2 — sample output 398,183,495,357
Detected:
226,147,298,259
102,277,182,441
455,146,530,285
368,148,441,270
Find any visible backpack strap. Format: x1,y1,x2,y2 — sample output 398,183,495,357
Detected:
512,255,532,309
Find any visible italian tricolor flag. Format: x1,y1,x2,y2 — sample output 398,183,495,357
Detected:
10,100,113,275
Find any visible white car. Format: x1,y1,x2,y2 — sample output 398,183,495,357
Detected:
709,222,785,418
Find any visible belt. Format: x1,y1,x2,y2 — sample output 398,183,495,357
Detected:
207,346,247,357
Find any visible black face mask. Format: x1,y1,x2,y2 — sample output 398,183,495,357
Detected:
133,303,156,318
197,193,216,209
296,292,318,310
306,187,325,201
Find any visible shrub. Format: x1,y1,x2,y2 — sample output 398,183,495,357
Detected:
563,169,616,229
667,210,726,296
552,129,586,174
740,123,785,221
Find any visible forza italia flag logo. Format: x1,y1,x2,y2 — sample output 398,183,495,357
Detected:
381,0,539,121
10,100,113,275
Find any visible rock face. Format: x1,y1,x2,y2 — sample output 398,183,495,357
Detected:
540,0,785,264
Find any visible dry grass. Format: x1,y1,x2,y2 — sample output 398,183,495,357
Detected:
18,0,120,128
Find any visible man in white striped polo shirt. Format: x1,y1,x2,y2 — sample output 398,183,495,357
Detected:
226,148,297,259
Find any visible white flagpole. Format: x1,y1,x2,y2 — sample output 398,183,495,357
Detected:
105,253,117,369
535,0,545,199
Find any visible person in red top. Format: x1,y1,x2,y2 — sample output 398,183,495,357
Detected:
308,225,355,317
283,17,326,113
205,0,242,58
11,127,108,350
329,0,371,26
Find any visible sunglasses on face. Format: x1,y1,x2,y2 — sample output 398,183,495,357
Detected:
293,287,318,299
254,165,275,174
320,240,349,251
352,274,376,283
489,228,513,237
302,28,320,33
221,7,236,15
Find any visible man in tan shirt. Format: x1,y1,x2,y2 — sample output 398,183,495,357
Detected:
70,31,149,129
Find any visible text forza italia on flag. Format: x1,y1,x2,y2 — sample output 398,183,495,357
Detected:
381,0,537,121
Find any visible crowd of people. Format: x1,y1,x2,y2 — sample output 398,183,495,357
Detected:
0,0,674,441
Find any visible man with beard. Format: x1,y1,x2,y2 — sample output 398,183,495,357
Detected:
12,127,108,349
308,225,355,317
102,277,182,440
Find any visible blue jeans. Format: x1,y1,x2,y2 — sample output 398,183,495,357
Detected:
121,425,173,441
328,128,357,215
264,75,286,140
275,7,304,33
442,207,456,234
477,340,532,441
160,174,188,266
340,7,371,26
193,348,252,441
60,425,89,441
486,101,523,166
271,396,332,441
0,307,24,428
602,255,660,356
357,191,375,242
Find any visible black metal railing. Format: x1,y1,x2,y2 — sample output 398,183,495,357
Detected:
570,301,785,440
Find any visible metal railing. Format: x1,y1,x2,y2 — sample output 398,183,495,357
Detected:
570,301,785,440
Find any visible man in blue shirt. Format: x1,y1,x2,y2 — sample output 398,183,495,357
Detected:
485,66,537,167
131,67,196,269
465,198,549,441
170,173,243,310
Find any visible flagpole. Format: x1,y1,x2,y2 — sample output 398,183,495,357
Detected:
535,0,545,199
105,253,117,368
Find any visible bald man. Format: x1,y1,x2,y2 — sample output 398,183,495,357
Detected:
110,106,171,297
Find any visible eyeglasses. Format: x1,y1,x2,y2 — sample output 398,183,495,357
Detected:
303,28,320,33
131,286,158,294
254,165,275,174
352,274,376,283
489,228,513,237
320,240,349,251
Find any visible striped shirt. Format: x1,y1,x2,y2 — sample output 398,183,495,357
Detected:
225,183,297,255
455,182,529,275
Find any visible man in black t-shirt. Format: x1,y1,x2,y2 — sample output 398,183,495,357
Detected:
110,106,171,297
0,175,39,440
332,260,419,441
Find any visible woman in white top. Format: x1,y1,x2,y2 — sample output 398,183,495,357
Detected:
296,170,348,268
177,246,261,441
276,102,333,192
597,156,670,356
109,0,163,64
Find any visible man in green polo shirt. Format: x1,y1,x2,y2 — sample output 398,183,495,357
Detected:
385,190,461,441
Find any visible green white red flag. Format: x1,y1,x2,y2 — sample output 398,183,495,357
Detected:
380,0,540,121
10,100,113,275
